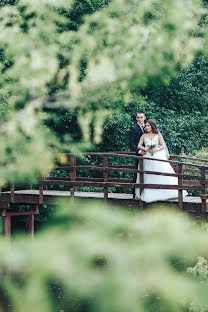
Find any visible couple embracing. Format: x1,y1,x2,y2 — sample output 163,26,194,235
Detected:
129,112,187,203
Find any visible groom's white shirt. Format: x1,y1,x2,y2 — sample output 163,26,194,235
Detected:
137,122,145,133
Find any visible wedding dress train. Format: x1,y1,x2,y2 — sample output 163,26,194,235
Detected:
135,135,187,203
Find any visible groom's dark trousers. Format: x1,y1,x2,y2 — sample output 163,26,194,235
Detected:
129,124,144,199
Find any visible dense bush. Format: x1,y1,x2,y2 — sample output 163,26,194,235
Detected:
97,101,208,155
140,55,208,114
47,97,208,157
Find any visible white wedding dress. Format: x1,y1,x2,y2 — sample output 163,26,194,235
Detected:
135,135,187,203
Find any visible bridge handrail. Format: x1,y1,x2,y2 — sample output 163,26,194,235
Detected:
54,165,207,179
62,152,208,169
96,151,208,164
2,152,207,218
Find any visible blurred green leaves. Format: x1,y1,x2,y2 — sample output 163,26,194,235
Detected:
70,0,206,102
1,202,208,311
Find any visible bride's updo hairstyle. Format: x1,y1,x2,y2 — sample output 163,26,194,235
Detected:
146,119,159,134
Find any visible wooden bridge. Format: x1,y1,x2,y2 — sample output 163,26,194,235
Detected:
0,152,207,238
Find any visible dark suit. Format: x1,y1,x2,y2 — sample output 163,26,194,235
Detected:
129,123,145,198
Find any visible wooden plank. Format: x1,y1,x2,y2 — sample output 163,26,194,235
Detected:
41,180,203,190
171,155,208,163
64,152,208,167
1,191,207,202
47,174,202,182
108,165,135,168
182,174,202,180
4,211,39,216
0,195,42,204
183,180,201,186
60,153,208,169
77,177,133,183
56,165,203,179
180,168,201,174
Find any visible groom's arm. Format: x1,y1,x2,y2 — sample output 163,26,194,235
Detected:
129,127,138,152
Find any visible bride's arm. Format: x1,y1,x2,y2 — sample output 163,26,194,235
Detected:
138,135,147,151
157,134,164,151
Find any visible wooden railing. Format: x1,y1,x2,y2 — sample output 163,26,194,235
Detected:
4,152,208,217
170,154,208,215
1,151,207,239
37,152,208,216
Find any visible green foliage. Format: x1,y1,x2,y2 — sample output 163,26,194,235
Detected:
142,103,208,155
70,0,205,100
0,111,55,185
188,257,208,281
0,0,206,186
188,258,208,312
0,203,208,311
58,0,111,32
194,147,208,161
0,0,16,7
141,55,208,114
98,113,133,152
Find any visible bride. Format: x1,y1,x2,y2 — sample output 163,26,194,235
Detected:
135,119,187,203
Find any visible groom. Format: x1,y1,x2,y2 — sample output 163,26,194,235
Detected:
129,112,146,199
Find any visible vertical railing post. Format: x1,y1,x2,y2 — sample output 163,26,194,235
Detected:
39,176,43,205
43,175,48,191
139,158,144,209
200,167,207,219
3,210,11,240
178,163,183,209
10,184,14,203
103,155,108,200
70,156,76,198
